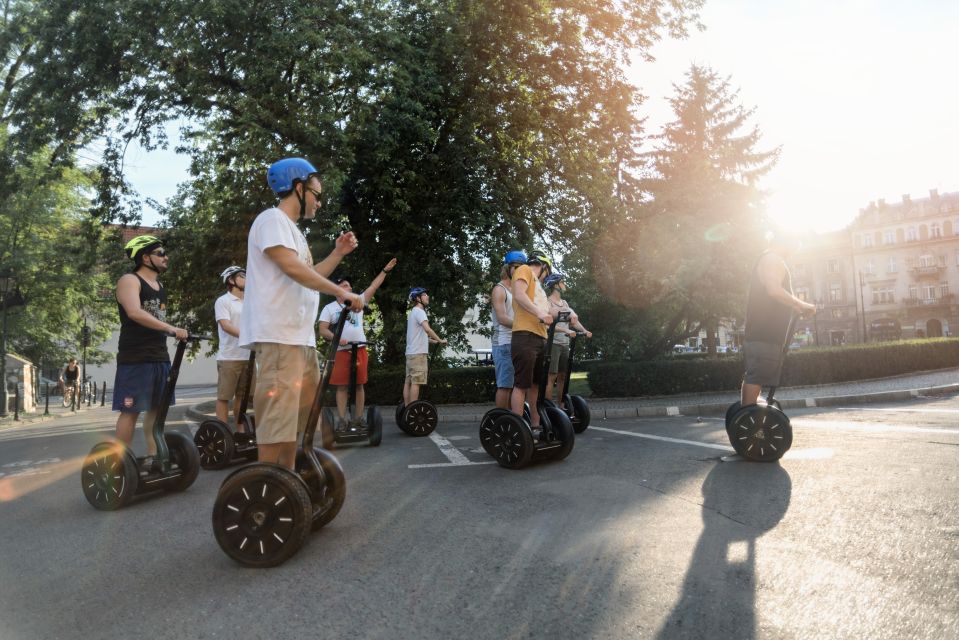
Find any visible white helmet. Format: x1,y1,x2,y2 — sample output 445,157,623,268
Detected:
220,266,245,283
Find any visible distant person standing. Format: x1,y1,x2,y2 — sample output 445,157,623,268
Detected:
741,233,815,407
214,266,253,430
113,235,188,469
404,287,446,406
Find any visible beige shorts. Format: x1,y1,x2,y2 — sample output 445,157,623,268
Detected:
405,354,429,385
252,343,320,445
216,359,255,403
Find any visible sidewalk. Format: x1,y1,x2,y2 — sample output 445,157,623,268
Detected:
0,396,108,429
183,366,959,424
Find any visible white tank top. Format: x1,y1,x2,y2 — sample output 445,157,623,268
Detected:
492,282,513,346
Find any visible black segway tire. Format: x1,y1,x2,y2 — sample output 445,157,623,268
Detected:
164,431,201,491
479,408,511,457
320,407,336,450
295,447,347,530
81,440,139,511
542,406,575,461
195,419,235,470
212,464,313,568
486,412,534,469
568,394,591,433
725,401,742,429
728,404,792,462
368,406,383,447
402,400,438,437
394,403,406,430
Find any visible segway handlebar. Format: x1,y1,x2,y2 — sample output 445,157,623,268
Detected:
165,332,211,342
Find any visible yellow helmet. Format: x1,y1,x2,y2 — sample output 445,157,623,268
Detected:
124,235,163,261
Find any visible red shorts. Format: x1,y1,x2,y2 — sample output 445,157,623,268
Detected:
330,347,368,386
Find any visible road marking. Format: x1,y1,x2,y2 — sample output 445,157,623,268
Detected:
792,418,959,436
591,426,734,452
407,432,498,468
837,407,959,414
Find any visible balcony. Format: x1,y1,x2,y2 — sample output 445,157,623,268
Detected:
904,294,954,306
908,264,945,277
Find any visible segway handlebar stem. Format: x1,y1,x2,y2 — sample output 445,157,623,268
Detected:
765,313,799,404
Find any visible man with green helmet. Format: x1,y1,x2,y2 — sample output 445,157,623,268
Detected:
509,249,554,432
113,234,188,469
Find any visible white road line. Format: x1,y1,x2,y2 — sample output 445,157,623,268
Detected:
591,426,734,452
837,407,959,414
791,418,959,436
407,432,496,468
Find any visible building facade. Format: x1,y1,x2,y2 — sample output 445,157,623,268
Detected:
791,189,959,344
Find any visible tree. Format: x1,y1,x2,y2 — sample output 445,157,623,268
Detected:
585,65,779,359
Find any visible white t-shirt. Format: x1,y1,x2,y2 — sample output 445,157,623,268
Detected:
239,208,319,348
406,306,429,355
214,292,249,360
319,299,366,351
491,282,513,347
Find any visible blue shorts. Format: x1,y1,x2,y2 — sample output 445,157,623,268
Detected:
112,362,173,413
492,343,514,389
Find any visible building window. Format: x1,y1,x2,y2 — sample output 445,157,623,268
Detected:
887,257,897,273
941,283,950,298
919,254,935,268
829,283,842,302
795,287,809,302
923,285,937,300
907,226,918,241
861,234,874,248
909,285,918,300
826,259,839,274
831,308,843,319
883,230,895,245
865,260,875,275
931,223,942,238
872,287,895,304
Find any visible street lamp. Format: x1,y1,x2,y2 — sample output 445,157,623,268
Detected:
0,268,15,416
813,299,823,346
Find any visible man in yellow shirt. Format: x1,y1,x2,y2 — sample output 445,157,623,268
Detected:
510,250,554,431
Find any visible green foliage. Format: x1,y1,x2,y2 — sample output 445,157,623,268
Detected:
588,339,959,397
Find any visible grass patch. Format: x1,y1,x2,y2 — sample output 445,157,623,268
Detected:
567,371,591,397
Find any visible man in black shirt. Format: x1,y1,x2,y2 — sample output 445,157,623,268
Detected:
741,234,816,406
113,235,188,467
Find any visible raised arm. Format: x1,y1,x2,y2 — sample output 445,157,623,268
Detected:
361,257,397,302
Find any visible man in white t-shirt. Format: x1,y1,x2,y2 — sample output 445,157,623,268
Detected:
318,258,397,431
404,287,446,406
238,157,364,470
214,265,254,430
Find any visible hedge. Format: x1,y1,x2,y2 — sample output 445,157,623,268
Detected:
321,364,497,406
587,338,959,398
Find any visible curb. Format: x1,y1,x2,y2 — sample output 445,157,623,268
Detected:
180,382,959,425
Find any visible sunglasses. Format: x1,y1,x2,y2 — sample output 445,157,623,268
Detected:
305,186,322,200
150,249,168,257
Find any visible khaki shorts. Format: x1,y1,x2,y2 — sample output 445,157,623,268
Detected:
216,359,256,403
405,354,429,385
252,343,320,445
548,343,570,375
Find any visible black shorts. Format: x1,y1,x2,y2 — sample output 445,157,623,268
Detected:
510,331,546,390
743,341,786,387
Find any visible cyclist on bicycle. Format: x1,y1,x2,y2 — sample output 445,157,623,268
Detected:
60,358,80,398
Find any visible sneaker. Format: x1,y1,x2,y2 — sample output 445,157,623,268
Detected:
334,417,349,432
139,456,157,475
353,417,368,431
530,427,543,442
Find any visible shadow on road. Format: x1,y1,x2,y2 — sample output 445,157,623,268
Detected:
656,460,792,639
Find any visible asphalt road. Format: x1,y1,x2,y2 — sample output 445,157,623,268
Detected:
0,388,956,640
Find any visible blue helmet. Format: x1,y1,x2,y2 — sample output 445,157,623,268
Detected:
267,157,318,194
409,287,427,302
544,273,565,289
503,250,528,265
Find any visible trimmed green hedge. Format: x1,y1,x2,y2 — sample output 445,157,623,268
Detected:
322,365,497,405
587,338,959,398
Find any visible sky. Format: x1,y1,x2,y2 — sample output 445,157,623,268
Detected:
125,0,958,233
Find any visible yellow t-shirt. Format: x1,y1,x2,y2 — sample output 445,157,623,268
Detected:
511,264,548,338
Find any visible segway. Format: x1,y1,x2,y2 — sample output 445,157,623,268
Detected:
479,312,575,469
194,351,258,469
80,335,206,510
724,317,797,462
211,311,349,567
319,341,383,448
544,330,591,433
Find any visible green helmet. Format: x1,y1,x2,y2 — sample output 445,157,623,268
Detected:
124,235,163,261
527,249,553,272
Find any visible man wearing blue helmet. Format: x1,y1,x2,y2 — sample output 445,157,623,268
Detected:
490,250,527,408
238,157,364,470
404,287,446,406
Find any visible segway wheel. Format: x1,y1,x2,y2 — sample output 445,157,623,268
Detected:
542,406,575,461
81,440,139,510
567,394,591,433
295,447,347,531
479,408,511,457
394,403,406,430
213,464,313,568
320,407,336,450
728,405,792,462
486,413,534,469
163,431,201,491
367,406,383,446
195,419,235,470
402,400,437,437
725,401,742,429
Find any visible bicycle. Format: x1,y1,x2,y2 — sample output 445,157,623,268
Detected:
61,379,80,408
81,376,97,405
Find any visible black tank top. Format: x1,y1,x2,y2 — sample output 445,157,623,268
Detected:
117,274,170,364
64,365,79,381
744,251,793,345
